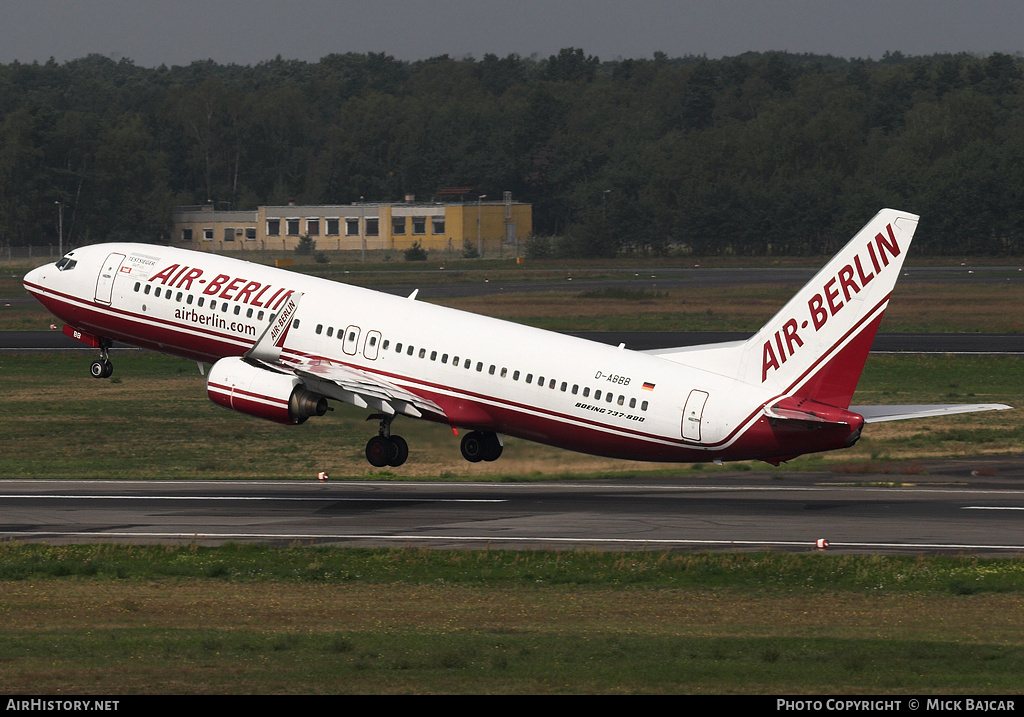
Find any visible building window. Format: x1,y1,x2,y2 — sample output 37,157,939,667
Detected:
245,227,256,241
412,217,426,235
432,217,445,234
326,218,340,235
203,228,213,241
366,218,379,236
306,219,320,236
182,228,193,242
392,217,406,235
223,227,235,242
267,219,280,236
346,218,359,236
286,218,300,236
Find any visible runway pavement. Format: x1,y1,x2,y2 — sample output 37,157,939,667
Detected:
2,457,1023,554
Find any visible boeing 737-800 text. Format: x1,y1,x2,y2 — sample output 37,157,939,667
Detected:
22,209,1009,467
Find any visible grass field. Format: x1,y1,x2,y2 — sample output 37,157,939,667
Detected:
2,546,1024,694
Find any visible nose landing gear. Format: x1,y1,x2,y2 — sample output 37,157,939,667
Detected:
89,339,114,379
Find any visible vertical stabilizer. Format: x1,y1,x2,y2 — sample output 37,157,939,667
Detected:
741,209,919,408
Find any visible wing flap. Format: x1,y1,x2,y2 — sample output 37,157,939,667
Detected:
292,358,444,420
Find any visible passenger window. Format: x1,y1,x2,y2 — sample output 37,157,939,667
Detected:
595,390,602,400
134,282,140,292
488,365,495,375
396,343,403,353
197,296,204,306
155,287,162,298
476,362,483,372
419,349,426,359
641,401,648,411
572,385,578,395
407,345,414,356
327,327,333,337
177,292,183,302
430,351,437,361
583,387,590,397
526,374,533,384
501,368,507,378
629,398,636,408
209,300,216,309
560,382,567,392
145,284,151,295
617,395,624,405
234,305,240,315
538,376,545,386
382,340,389,350
464,359,471,369
513,370,520,381
187,295,194,305
316,325,323,335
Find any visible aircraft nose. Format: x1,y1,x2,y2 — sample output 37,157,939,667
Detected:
23,264,50,292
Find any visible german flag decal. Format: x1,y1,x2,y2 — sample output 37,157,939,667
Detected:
642,382,655,391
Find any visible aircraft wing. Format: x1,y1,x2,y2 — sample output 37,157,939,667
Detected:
851,404,1012,423
285,358,446,420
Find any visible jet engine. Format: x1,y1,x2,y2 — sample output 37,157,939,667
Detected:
207,356,328,425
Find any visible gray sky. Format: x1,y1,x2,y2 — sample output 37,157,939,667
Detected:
1,0,1022,67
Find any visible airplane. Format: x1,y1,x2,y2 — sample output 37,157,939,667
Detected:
22,208,1010,468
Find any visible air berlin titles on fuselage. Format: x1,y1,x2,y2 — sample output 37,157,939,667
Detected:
761,222,901,382
147,263,296,311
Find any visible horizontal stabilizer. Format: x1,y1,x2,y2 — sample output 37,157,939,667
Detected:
851,404,1012,424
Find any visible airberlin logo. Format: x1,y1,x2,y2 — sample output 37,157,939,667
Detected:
147,263,295,311
761,223,901,382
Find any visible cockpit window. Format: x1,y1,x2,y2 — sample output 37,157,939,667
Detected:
55,257,77,271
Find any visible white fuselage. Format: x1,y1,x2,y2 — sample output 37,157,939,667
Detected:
23,243,853,463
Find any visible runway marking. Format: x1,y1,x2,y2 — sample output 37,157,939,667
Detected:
963,506,1024,511
3,531,1024,552
0,494,505,503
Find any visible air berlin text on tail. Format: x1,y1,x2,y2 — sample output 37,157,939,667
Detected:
761,223,901,382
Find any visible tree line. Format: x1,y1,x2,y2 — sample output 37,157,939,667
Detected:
1,48,1022,256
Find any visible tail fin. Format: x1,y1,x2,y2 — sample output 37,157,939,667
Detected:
741,209,919,408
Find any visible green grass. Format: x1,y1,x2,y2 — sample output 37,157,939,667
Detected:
3,546,1024,693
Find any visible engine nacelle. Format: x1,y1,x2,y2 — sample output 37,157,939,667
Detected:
207,357,328,425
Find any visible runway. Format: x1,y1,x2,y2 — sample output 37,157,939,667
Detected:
3,458,1024,555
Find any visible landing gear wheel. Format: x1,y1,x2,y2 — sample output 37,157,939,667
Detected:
461,431,502,463
365,434,409,468
90,359,113,379
387,435,409,467
365,436,392,467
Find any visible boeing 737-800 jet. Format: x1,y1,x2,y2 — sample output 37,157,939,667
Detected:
23,209,1009,468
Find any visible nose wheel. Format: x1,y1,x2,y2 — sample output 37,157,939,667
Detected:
89,340,114,379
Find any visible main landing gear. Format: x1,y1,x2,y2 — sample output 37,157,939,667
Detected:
89,339,114,379
364,414,409,468
460,431,503,463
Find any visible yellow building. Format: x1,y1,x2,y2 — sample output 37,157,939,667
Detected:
171,196,532,257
